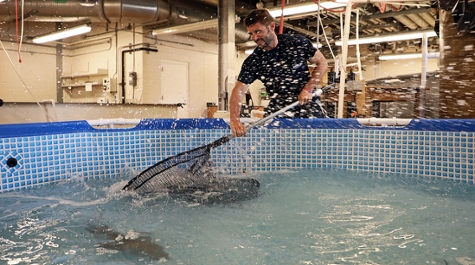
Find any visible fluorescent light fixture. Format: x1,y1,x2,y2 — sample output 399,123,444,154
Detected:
335,30,438,46
313,42,323,49
33,24,91,43
378,52,440,60
152,19,218,35
268,2,346,17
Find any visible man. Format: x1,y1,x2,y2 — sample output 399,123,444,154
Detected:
230,8,328,137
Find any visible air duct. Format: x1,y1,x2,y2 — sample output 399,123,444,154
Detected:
0,0,167,24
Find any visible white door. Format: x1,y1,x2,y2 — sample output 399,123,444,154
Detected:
159,60,189,118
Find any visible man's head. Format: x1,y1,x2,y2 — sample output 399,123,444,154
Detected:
244,9,277,50
243,8,274,27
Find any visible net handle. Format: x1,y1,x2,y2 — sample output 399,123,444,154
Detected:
216,83,336,145
246,83,336,130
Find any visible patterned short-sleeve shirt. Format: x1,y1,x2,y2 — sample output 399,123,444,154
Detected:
238,34,323,118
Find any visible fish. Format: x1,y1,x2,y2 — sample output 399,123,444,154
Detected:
129,166,261,205
165,176,260,205
85,223,169,261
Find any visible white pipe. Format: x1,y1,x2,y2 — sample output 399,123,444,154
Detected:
152,19,218,35
338,1,353,118
355,9,363,80
357,118,412,126
225,117,413,127
87,118,141,128
419,32,428,118
41,99,58,122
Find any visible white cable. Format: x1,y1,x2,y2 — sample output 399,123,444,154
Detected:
338,13,347,77
355,9,363,80
0,40,56,121
19,0,24,57
318,15,337,61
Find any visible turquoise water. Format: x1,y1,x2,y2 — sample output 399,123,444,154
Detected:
1,168,475,265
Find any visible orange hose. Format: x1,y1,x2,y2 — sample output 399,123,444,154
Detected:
279,0,285,34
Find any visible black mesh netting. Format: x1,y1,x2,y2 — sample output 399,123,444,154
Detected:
122,134,260,204
122,135,232,193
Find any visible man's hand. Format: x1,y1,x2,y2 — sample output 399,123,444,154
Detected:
230,120,247,137
298,89,313,105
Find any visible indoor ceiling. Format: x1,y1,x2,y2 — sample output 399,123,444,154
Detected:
0,0,438,57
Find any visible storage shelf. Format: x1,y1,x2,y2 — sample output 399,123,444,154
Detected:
62,82,100,88
61,69,108,79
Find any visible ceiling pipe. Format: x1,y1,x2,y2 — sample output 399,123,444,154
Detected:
405,13,430,28
319,7,432,26
0,0,169,23
419,12,436,27
392,15,419,30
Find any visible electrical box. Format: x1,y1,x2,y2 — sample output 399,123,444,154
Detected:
129,72,137,87
102,78,111,93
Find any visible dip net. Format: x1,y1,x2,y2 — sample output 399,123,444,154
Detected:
122,136,232,193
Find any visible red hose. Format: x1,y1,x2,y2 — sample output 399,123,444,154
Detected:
279,0,285,34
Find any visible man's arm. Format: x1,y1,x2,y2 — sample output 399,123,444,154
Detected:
229,81,250,137
298,50,329,105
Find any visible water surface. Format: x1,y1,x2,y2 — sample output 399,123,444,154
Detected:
1,168,474,265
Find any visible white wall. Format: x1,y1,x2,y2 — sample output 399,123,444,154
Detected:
142,35,219,118
0,31,220,122
0,45,57,102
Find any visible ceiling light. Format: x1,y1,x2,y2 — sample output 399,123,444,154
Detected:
378,52,440,60
268,2,346,17
313,42,322,49
335,30,438,46
152,19,218,35
33,24,91,44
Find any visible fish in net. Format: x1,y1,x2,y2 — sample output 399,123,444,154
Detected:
122,135,233,193
122,135,260,204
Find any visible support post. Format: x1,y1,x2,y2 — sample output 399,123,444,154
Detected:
218,0,236,111
338,2,353,118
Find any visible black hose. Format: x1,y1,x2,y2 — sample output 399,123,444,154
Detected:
121,47,158,104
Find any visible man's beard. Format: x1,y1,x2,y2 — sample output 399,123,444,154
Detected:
255,27,273,49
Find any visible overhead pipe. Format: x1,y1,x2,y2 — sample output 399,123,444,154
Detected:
392,15,419,30
0,0,169,23
320,7,432,26
406,13,430,28
419,12,436,27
